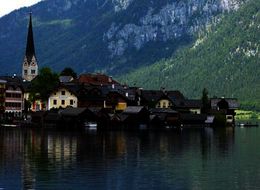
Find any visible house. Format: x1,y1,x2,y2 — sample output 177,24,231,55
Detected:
139,90,164,108
77,85,107,108
150,108,179,127
48,85,78,110
43,111,61,127
122,106,150,129
173,99,202,114
0,76,24,117
139,89,185,109
0,80,6,116
210,98,239,113
105,91,128,111
210,98,239,125
156,90,185,108
59,107,98,128
179,113,207,126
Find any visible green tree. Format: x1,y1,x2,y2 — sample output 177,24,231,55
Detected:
30,67,59,101
60,67,77,79
201,88,210,113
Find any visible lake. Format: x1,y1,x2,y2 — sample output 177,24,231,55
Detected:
0,126,259,190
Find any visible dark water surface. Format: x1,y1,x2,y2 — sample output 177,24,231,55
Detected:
0,127,259,190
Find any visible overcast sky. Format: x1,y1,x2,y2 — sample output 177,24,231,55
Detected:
0,0,42,17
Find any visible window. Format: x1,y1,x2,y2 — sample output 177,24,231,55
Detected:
70,99,73,105
61,100,65,105
31,70,35,74
163,102,166,108
24,70,28,75
53,99,57,105
61,91,66,95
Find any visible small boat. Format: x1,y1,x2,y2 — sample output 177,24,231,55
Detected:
238,123,258,127
1,123,19,127
84,122,97,130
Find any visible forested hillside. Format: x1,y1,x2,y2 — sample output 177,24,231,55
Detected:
119,0,260,110
0,0,242,75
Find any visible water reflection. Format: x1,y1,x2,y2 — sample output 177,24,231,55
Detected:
0,127,259,189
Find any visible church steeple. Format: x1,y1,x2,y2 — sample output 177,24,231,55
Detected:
22,13,38,82
25,12,36,60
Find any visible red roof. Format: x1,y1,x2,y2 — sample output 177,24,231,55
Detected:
78,73,120,85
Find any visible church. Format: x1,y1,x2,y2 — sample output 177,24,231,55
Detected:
22,13,38,81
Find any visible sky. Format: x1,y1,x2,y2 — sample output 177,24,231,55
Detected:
0,0,42,17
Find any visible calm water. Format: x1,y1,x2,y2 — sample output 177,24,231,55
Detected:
0,126,259,190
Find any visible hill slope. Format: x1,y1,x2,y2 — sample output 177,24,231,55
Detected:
0,0,241,75
119,0,260,110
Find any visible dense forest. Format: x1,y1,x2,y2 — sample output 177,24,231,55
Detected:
119,0,260,110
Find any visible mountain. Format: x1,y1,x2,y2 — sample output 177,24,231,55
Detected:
0,0,258,109
0,0,242,75
119,0,260,110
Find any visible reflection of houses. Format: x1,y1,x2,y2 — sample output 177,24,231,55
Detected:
48,85,78,110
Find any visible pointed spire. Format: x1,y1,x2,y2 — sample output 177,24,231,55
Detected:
25,12,36,60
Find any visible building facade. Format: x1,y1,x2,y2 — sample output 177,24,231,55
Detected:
48,87,78,110
0,80,6,115
5,83,24,116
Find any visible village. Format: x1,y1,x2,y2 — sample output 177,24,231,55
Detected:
0,14,239,130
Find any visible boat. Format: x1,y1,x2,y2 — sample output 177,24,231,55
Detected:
237,123,258,127
84,122,97,130
1,124,19,127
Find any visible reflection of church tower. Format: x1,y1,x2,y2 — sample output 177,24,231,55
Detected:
22,13,38,81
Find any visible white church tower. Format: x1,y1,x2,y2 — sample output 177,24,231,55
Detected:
22,13,38,81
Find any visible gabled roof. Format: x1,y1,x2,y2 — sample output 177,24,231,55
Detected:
77,73,120,85
210,98,240,109
124,87,137,101
150,108,178,114
50,83,80,97
59,107,87,116
141,90,164,102
166,90,185,100
0,79,7,84
59,76,74,83
123,106,145,114
0,76,24,91
173,99,202,108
